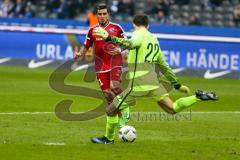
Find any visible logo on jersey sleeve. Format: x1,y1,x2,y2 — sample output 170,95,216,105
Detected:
109,28,116,33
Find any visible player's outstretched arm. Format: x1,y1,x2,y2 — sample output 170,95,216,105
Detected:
157,51,190,94
93,27,141,49
106,36,138,50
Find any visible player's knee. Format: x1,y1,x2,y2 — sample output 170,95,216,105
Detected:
110,81,121,91
110,81,119,87
110,82,122,95
157,101,176,115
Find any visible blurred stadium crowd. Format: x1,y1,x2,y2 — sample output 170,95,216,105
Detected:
0,0,240,27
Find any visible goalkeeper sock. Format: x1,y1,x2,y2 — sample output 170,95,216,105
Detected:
105,115,118,141
118,107,130,128
173,95,200,113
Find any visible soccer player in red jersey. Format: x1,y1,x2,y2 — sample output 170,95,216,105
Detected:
74,4,130,127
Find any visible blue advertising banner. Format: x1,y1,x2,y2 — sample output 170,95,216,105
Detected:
160,39,240,71
0,23,240,79
0,30,239,72
0,31,85,60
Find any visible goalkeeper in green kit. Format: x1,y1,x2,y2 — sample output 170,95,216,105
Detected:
91,14,218,144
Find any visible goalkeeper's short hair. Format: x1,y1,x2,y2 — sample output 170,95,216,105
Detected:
133,14,149,27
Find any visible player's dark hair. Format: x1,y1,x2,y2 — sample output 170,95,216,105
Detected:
133,14,149,27
96,3,109,13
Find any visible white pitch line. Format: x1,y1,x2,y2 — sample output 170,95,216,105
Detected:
190,112,240,114
0,112,52,115
0,111,240,115
44,142,65,146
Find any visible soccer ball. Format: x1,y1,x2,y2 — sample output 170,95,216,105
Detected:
119,125,137,142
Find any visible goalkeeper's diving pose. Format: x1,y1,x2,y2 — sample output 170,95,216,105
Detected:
91,14,218,144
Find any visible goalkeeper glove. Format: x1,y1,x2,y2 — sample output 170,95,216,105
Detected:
93,27,109,39
173,83,190,94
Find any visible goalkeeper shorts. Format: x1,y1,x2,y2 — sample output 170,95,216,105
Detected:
113,86,169,110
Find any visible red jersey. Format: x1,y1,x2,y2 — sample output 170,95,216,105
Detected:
84,22,125,73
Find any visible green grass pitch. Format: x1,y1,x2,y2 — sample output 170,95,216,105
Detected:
0,66,240,160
